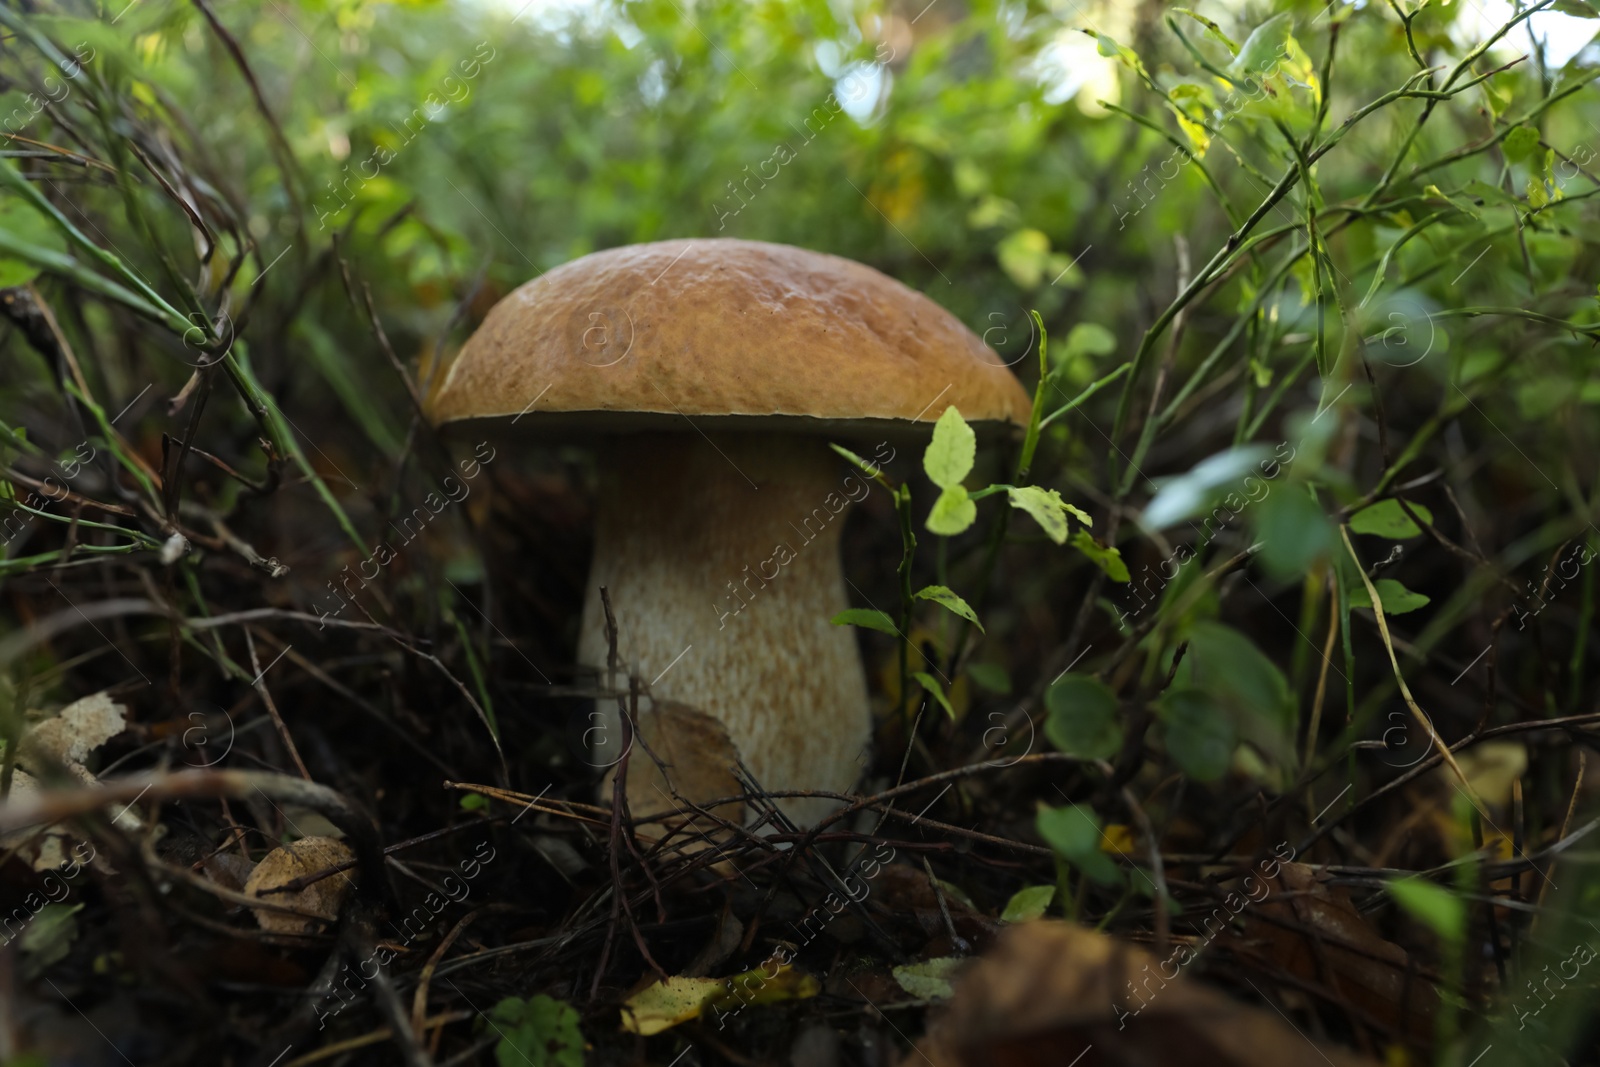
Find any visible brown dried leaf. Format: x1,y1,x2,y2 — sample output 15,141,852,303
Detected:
242,837,356,935
905,920,1382,1067
604,699,745,836
20,691,127,771
868,864,1000,953
1218,861,1437,1042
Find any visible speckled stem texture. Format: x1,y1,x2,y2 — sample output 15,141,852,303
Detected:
578,431,873,829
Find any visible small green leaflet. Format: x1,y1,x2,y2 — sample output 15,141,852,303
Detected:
1184,621,1295,767
0,193,68,288
831,608,898,635
967,662,1011,694
1388,878,1466,944
489,995,584,1067
1348,577,1430,615
1171,7,1239,54
1089,30,1152,81
915,584,983,631
1229,12,1292,79
924,406,975,489
1071,530,1129,581
1254,486,1334,580
1000,884,1056,922
1349,498,1433,538
1007,485,1090,544
1502,125,1542,164
19,904,81,973
1157,688,1236,782
1044,674,1122,760
912,671,956,719
1061,322,1117,362
1501,124,1562,207
927,485,977,535
1036,803,1124,887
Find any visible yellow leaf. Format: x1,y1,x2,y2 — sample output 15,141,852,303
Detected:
619,976,723,1036
1176,113,1211,157
710,964,820,1011
1099,823,1137,856
621,964,819,1035
1445,741,1526,807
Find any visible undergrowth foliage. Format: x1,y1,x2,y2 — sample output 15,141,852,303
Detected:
0,0,1598,1064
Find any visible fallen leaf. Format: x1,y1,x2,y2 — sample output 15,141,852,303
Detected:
870,865,1001,953
905,920,1384,1066
893,957,965,1001
2,767,120,873
1101,823,1138,856
243,836,356,935
1,691,135,871
20,691,127,771
620,963,818,1035
602,699,744,840
1218,862,1438,1043
202,852,257,893
619,975,732,1036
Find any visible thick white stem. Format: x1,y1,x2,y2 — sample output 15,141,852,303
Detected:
578,432,874,828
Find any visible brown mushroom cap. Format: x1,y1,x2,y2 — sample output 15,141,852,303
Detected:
426,238,1032,434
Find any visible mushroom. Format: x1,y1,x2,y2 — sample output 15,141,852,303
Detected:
428,239,1030,829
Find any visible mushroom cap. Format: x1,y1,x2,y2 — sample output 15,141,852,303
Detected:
426,238,1033,438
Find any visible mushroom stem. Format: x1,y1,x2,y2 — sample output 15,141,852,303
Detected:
579,432,874,829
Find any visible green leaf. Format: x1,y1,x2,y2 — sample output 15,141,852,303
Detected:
923,406,975,489
892,957,963,1001
1349,578,1431,615
489,995,585,1067
1036,803,1124,887
1007,485,1076,543
915,584,983,631
1502,125,1542,164
1171,7,1239,54
927,485,977,536
1062,322,1117,361
1000,884,1056,922
1071,530,1130,581
18,904,81,973
1230,12,1293,78
1389,878,1466,944
459,793,490,812
1479,76,1512,120
831,608,899,635
1349,499,1433,539
967,662,1012,694
912,671,956,719
996,228,1053,289
1157,688,1236,782
0,193,68,288
1185,621,1295,765
1255,486,1334,580
1043,674,1122,760
1089,30,1152,82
